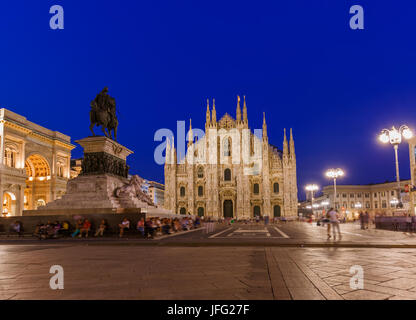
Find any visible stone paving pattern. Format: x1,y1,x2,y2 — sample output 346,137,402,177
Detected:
2,244,416,300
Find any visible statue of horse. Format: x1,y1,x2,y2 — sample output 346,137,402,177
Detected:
89,88,118,141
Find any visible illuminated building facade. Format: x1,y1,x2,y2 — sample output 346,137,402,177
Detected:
0,108,74,216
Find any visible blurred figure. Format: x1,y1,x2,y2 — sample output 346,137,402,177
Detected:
95,219,107,237
324,211,331,239
364,211,370,230
71,219,83,238
118,218,130,237
79,219,91,238
359,211,365,229
137,218,145,237
328,208,341,240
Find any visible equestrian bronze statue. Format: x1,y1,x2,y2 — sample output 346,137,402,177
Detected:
89,87,119,141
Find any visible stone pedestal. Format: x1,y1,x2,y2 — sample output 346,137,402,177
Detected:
24,136,156,216
77,136,133,178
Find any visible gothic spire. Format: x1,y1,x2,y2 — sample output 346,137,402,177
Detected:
188,118,193,148
172,136,177,164
283,128,288,156
236,95,241,122
262,112,268,141
205,99,211,127
166,137,171,165
243,95,248,123
290,128,295,158
212,98,217,124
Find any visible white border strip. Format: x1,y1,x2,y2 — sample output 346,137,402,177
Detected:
208,227,233,239
154,227,203,240
274,227,290,238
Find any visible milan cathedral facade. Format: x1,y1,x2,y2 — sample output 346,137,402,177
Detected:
164,96,298,219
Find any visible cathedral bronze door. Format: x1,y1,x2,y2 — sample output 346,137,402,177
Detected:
273,205,281,217
223,200,233,218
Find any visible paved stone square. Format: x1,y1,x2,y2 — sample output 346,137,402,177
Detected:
1,243,416,300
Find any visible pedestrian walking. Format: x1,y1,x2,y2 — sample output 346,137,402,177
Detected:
264,215,269,226
323,212,331,239
328,208,341,240
359,211,365,230
364,211,369,230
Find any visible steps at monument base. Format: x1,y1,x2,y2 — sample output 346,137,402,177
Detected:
109,190,150,209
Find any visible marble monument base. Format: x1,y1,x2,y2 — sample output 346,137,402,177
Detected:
24,136,164,216
24,174,144,216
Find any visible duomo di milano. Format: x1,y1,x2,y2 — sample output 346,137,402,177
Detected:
164,96,298,219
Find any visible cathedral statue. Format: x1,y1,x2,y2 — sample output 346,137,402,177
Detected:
114,175,155,207
89,87,119,141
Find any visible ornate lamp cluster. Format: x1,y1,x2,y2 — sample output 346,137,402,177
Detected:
379,125,413,145
379,125,414,208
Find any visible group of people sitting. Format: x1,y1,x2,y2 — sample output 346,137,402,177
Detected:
34,220,71,239
8,221,23,236
121,216,201,239
29,216,201,240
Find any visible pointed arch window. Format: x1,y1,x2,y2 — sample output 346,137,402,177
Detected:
180,187,186,197
273,205,281,217
198,207,204,217
224,168,231,181
197,167,204,179
273,183,279,194
198,186,204,197
223,137,232,157
253,183,260,194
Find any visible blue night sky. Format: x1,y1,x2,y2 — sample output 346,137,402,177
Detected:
1,1,416,199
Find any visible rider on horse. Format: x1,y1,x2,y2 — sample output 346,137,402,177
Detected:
90,87,118,141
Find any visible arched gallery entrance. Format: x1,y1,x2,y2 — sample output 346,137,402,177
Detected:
2,191,17,216
223,200,233,218
24,154,51,210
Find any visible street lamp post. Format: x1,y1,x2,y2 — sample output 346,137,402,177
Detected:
379,125,413,208
325,168,344,210
390,198,399,209
305,184,319,216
